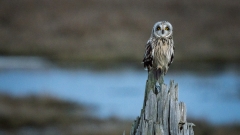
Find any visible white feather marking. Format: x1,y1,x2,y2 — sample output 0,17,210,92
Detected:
152,49,154,57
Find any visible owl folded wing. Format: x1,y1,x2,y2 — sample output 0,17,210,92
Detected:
168,45,175,67
143,40,153,70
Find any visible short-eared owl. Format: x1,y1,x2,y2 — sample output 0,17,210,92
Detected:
143,21,174,79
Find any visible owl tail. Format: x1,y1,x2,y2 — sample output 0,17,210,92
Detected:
153,68,162,80
153,68,165,85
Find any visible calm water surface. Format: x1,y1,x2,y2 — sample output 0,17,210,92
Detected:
0,58,239,124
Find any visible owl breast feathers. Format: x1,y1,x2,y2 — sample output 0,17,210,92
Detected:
143,21,174,78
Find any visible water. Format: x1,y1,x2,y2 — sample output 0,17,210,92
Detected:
0,57,239,124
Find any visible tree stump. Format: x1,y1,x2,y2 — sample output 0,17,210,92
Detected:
128,70,195,135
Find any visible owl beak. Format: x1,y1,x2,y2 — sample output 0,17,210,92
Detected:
162,30,164,34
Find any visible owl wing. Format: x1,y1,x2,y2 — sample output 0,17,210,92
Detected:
168,45,175,66
142,40,153,70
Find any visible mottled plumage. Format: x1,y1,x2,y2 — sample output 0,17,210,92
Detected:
143,21,174,79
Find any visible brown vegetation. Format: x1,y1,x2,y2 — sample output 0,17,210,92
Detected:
0,93,132,135
0,93,239,135
0,0,239,65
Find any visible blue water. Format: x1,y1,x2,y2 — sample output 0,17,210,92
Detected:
0,59,239,124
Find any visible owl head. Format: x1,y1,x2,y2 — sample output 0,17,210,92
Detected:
152,21,173,38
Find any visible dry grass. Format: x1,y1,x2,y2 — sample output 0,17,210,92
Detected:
0,0,239,65
189,118,240,135
0,93,132,135
0,93,239,135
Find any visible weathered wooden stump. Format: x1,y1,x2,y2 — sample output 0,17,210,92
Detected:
127,70,194,135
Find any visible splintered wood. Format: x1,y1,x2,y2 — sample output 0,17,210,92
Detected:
129,73,194,135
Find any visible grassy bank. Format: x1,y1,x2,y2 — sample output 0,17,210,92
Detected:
0,93,132,135
0,0,239,64
0,93,239,135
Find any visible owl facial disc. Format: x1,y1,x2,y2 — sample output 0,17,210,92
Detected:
153,21,173,38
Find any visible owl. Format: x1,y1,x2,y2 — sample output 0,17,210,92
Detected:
143,21,174,80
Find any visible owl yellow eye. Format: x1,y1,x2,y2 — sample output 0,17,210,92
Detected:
165,27,169,30
156,26,161,30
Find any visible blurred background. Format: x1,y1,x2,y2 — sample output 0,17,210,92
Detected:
0,0,240,135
